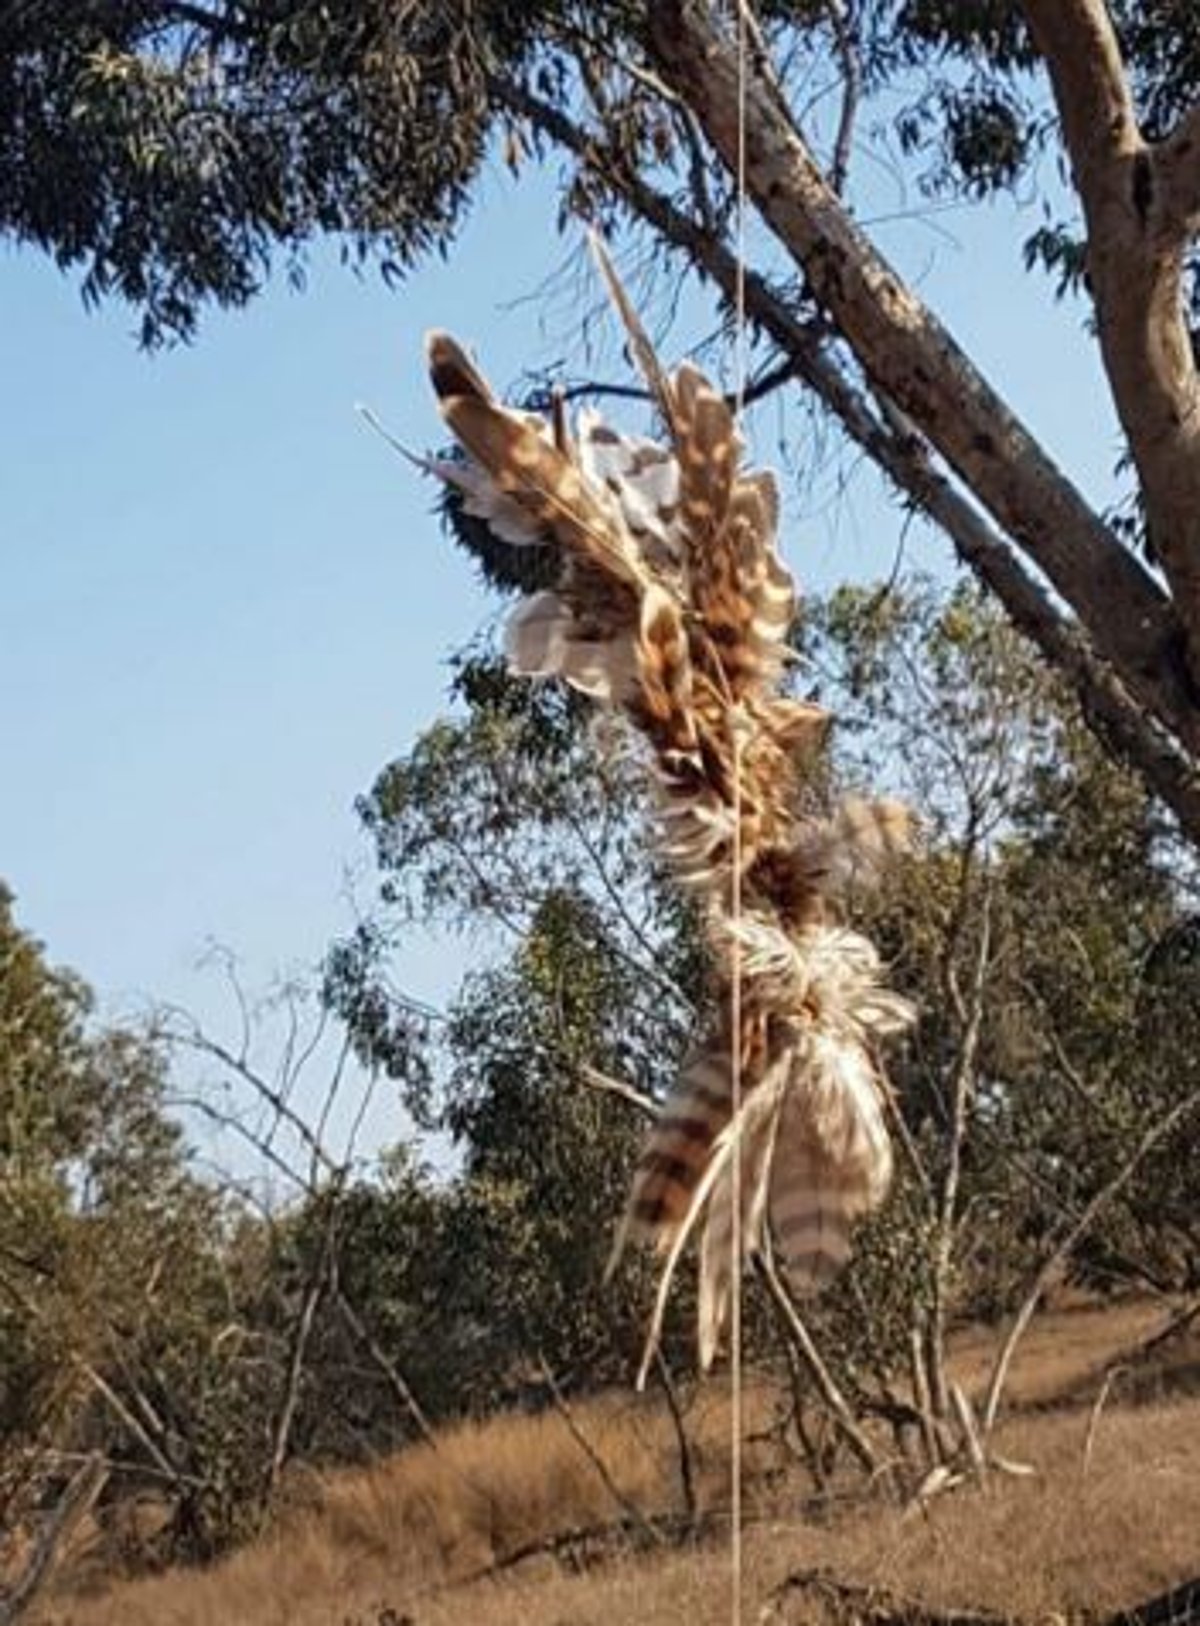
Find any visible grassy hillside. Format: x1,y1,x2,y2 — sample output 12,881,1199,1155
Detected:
29,1297,1200,1626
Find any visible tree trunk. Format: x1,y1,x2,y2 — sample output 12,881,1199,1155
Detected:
644,0,1200,774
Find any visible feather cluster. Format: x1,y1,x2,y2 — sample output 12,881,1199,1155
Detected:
422,240,914,1379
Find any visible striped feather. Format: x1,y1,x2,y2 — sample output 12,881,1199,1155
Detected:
768,1114,857,1297
587,233,678,432
800,1030,893,1208
427,332,647,593
768,1035,892,1299
616,1047,733,1257
673,363,738,541
697,1068,785,1368
633,585,700,767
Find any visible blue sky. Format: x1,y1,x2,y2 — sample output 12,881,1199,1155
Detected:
1,151,1122,1163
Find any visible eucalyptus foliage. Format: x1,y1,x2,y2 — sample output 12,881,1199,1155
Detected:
9,2,1200,343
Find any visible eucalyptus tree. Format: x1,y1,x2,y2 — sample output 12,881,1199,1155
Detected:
9,3,1200,837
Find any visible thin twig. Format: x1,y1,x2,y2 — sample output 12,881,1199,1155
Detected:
948,1382,987,1484
265,1190,341,1500
754,1252,878,1476
1081,1365,1125,1479
928,887,993,1420
0,1456,109,1626
333,1288,439,1451
824,0,861,195
909,1324,942,1470
981,1082,1200,1435
578,1062,659,1120
537,1357,663,1545
654,1351,697,1529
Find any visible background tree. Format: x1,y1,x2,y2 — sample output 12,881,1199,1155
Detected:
6,560,1200,1599
324,655,707,1405
0,885,237,1569
9,3,1200,840
331,578,1200,1489
799,582,1200,1465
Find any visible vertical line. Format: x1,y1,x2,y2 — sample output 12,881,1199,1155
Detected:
728,720,744,1626
729,7,749,1624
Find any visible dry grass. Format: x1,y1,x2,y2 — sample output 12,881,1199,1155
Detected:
947,1292,1170,1408
33,1300,1200,1626
36,1383,771,1626
400,1390,1200,1626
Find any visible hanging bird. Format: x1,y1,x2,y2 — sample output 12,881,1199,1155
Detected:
422,236,914,1380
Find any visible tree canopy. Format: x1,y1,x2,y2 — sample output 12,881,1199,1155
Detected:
9,1,1200,848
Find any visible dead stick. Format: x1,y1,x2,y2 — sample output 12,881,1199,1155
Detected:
537,1357,662,1545
0,1455,108,1625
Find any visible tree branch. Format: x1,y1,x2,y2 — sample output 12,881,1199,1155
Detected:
0,1457,108,1626
577,1062,659,1120
1019,0,1138,185
928,889,992,1420
496,77,1200,846
824,0,861,197
643,2,1197,750
537,1357,663,1545
265,1191,340,1501
980,1078,1200,1434
754,1251,880,1476
333,1287,439,1450
1157,102,1200,238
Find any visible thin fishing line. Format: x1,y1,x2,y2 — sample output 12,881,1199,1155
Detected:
728,3,750,1623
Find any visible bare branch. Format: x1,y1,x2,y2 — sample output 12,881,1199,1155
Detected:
265,1192,340,1500
541,352,798,415
927,888,992,1419
981,1080,1200,1434
536,1357,663,1545
754,1251,879,1476
908,1325,942,1469
333,1288,439,1450
158,1010,341,1182
577,1062,659,1120
164,1092,310,1193
0,1456,108,1626
84,1368,183,1486
948,1382,987,1485
824,0,861,196
1081,1364,1125,1478
652,1352,697,1527
671,102,719,234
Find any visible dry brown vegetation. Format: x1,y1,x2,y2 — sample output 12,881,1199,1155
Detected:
28,1297,1200,1626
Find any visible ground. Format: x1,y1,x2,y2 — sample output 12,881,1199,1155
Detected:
30,1295,1200,1625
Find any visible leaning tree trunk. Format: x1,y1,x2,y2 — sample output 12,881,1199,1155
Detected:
592,0,1200,847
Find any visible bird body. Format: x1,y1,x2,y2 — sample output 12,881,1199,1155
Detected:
423,241,913,1375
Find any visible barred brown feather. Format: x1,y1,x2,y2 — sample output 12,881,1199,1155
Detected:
769,1033,892,1299
619,1047,733,1251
